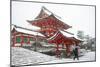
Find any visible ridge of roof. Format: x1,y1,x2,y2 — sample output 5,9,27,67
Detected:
35,6,51,19
27,7,72,29
30,6,61,21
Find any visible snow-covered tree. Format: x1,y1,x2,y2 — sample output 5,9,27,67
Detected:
77,30,84,40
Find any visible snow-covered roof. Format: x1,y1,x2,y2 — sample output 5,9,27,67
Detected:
60,30,74,37
47,30,74,41
42,6,52,15
73,35,84,42
47,31,59,40
31,6,62,22
27,6,71,30
34,6,51,20
11,25,15,30
12,25,45,37
42,44,56,47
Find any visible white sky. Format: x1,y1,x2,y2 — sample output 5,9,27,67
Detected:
12,1,95,38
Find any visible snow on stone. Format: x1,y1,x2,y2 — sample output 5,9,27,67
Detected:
11,47,58,66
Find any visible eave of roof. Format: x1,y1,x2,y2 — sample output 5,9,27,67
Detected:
27,14,72,30
11,25,45,37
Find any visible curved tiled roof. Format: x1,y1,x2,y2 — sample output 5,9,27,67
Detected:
27,6,72,30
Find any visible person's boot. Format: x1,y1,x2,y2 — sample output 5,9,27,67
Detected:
77,57,79,60
73,57,75,60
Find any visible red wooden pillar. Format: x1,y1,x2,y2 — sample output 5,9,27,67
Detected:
62,42,64,49
66,44,71,56
27,35,30,44
12,33,16,47
21,34,23,47
56,43,60,58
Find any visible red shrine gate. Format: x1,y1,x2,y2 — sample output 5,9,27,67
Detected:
27,6,82,57
27,7,72,38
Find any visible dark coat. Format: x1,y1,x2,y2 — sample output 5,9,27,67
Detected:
73,47,78,56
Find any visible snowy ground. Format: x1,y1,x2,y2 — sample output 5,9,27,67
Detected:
11,47,58,66
40,51,95,64
11,47,95,66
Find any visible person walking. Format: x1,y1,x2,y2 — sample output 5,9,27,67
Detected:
73,45,79,60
